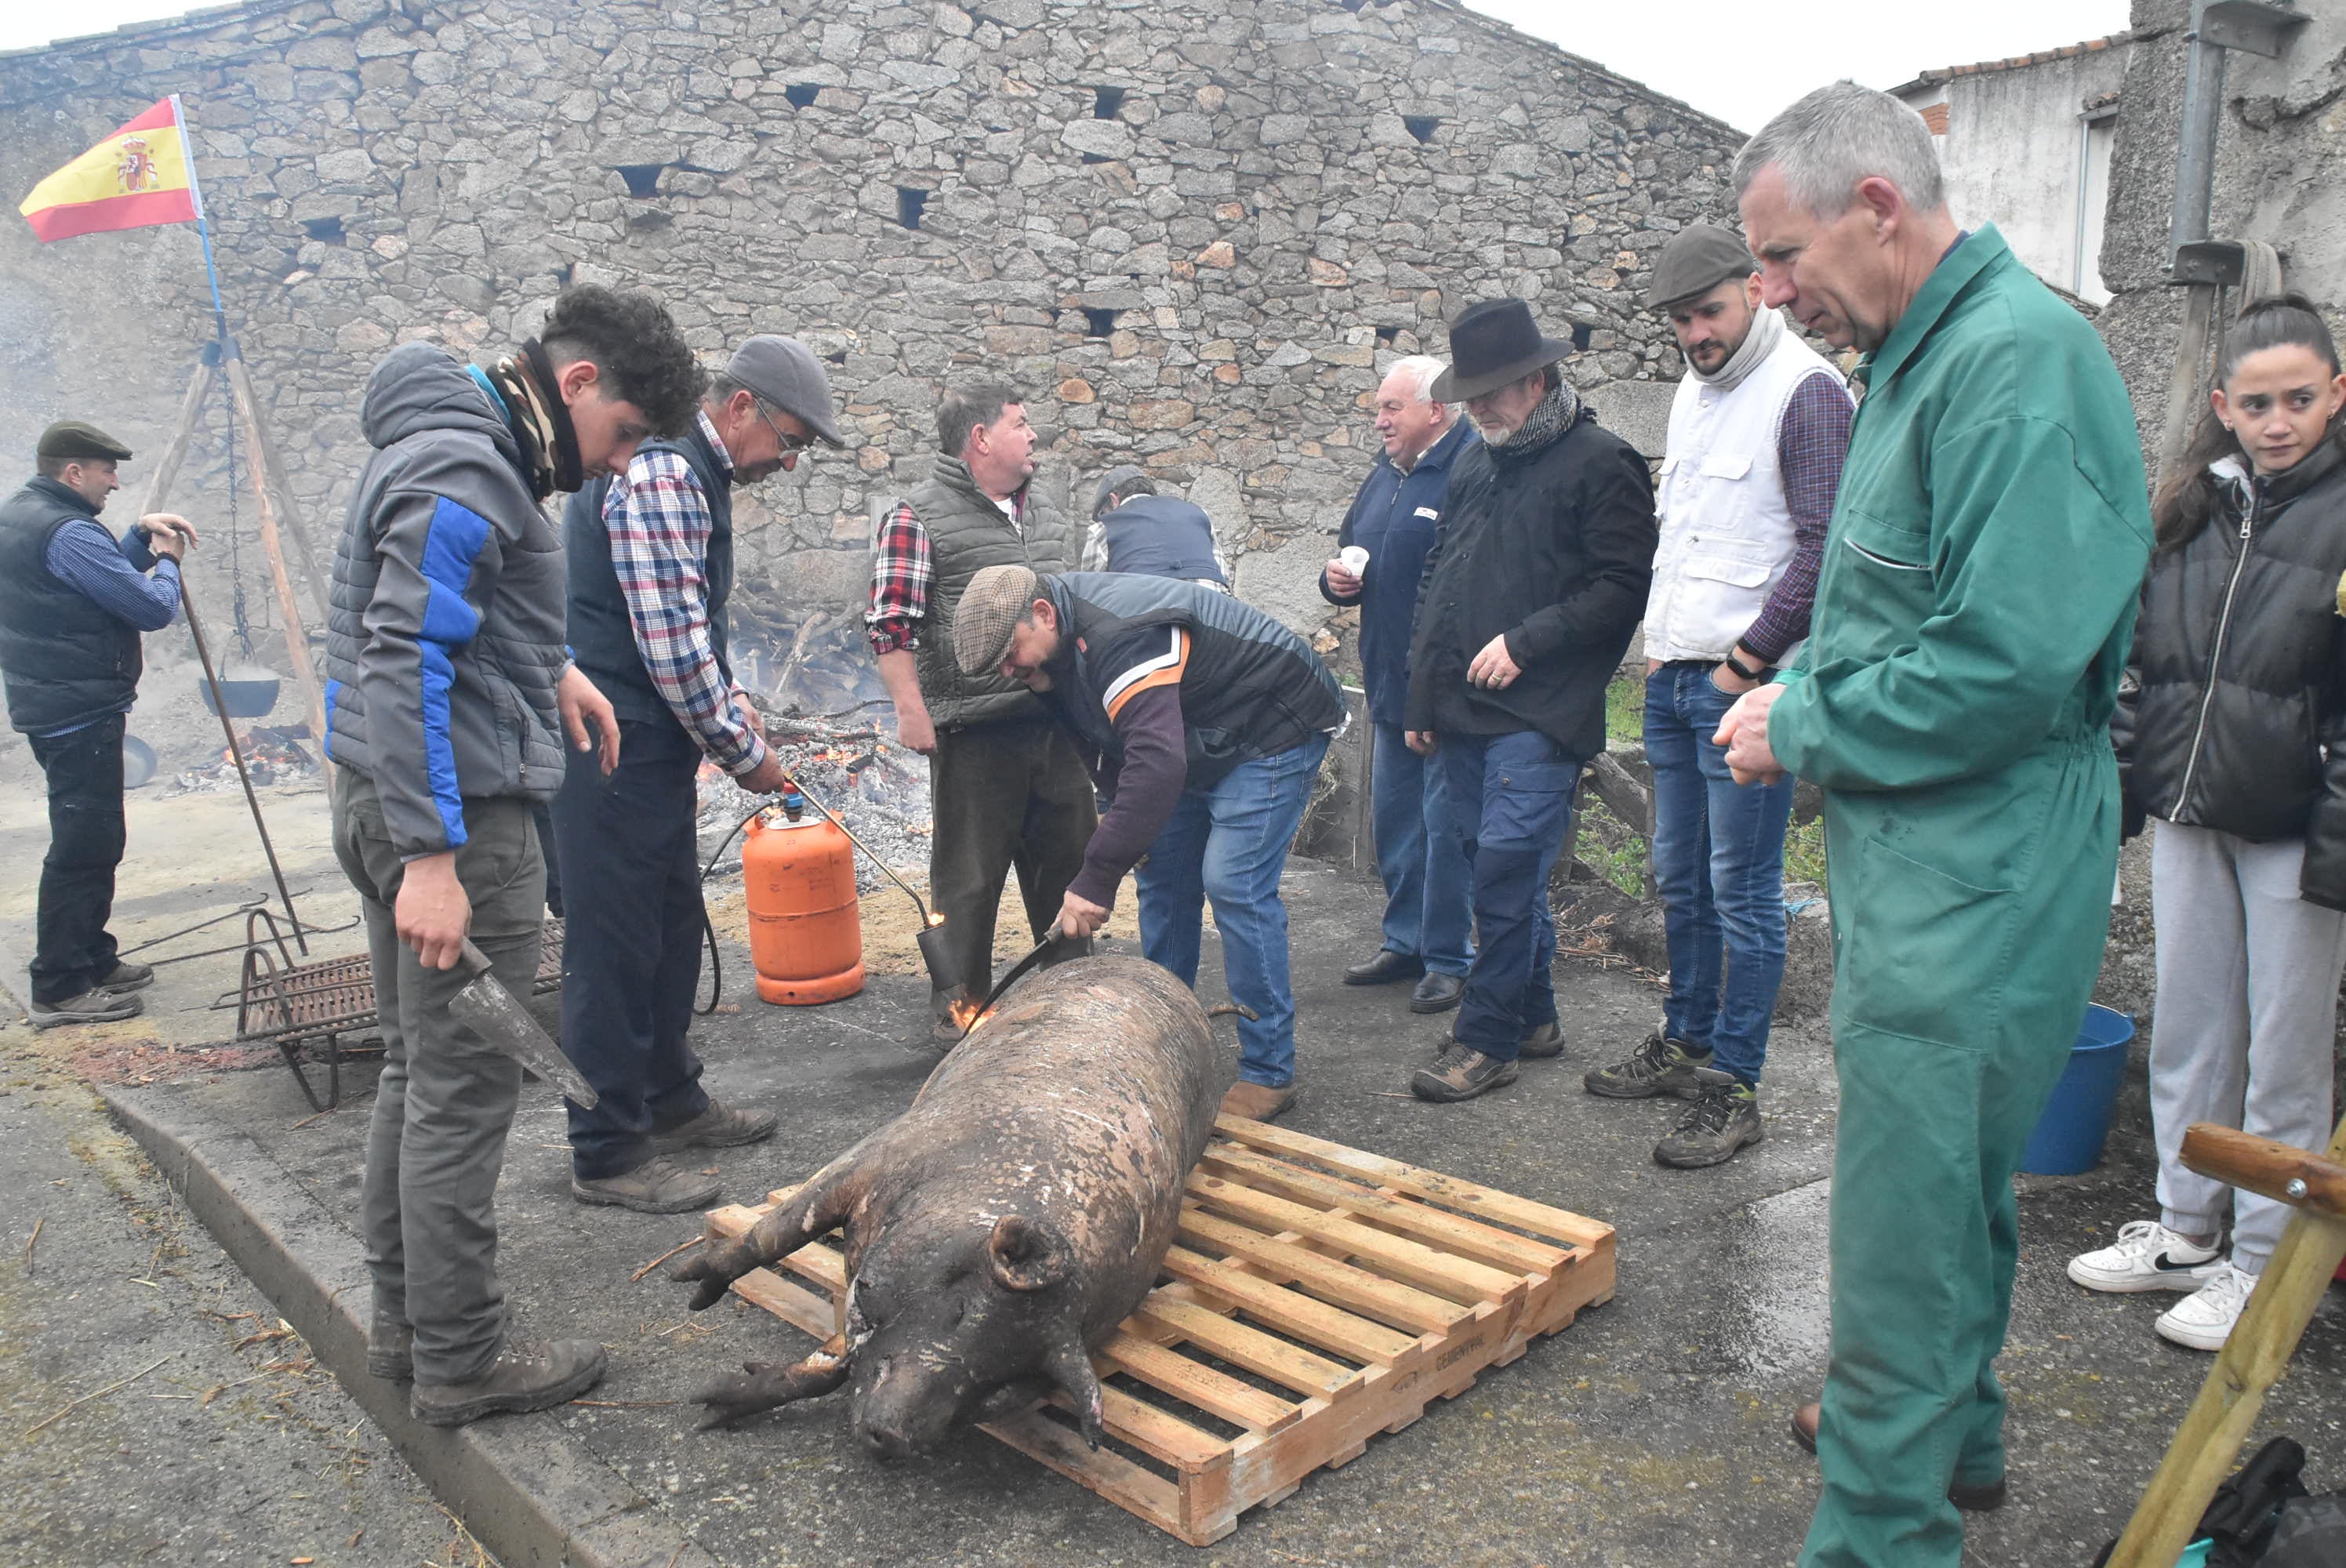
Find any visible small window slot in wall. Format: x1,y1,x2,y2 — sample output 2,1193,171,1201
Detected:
1093,86,1127,119
895,187,930,229
300,215,345,242
1404,115,1440,144
784,83,821,110
616,164,663,197
1082,307,1118,339
1332,0,1367,11
1375,325,1400,347
1079,152,1111,165
1571,322,1594,353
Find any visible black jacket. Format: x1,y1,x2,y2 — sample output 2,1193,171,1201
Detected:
0,477,146,735
1404,405,1656,756
2119,440,2346,908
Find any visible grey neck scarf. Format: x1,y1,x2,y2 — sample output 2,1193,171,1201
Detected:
1490,376,1581,459
1689,304,1784,395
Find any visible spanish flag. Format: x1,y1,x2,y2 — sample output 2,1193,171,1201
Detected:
19,96,200,243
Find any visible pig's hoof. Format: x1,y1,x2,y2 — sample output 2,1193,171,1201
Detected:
695,1366,789,1429
670,1255,739,1312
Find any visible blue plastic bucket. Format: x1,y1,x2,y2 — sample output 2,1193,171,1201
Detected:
2018,1004,2137,1176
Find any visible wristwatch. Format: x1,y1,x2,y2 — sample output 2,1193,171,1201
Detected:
1723,650,1773,684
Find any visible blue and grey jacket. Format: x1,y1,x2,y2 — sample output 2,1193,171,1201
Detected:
323,343,570,859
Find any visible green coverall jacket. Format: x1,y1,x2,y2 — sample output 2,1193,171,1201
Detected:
1769,225,2152,1568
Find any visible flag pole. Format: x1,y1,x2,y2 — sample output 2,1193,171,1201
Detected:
173,94,228,347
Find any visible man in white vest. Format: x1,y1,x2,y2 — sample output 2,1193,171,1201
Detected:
1582,223,1853,1167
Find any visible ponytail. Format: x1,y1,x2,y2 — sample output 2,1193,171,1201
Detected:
2152,292,2343,553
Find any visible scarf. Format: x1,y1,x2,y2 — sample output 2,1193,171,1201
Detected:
1689,303,1785,395
481,339,583,499
1488,375,1581,459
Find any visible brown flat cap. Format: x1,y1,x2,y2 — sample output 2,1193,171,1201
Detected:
37,420,133,463
1646,223,1757,310
953,564,1043,677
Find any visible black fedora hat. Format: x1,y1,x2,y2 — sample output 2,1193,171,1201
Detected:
1430,298,1578,402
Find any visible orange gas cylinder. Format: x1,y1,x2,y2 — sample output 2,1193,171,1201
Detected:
741,809,865,1004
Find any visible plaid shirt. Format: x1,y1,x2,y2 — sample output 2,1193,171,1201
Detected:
864,491,1024,655
603,410,766,775
1739,369,1854,665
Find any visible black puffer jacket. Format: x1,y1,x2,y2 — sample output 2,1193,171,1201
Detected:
1404,402,1656,757
2119,438,2346,908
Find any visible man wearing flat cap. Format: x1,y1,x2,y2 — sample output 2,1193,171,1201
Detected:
555,334,844,1213
1578,224,1852,1168
1081,464,1230,590
0,421,198,1027
1403,299,1657,1103
953,562,1342,1122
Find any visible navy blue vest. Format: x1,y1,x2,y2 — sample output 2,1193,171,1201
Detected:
0,477,144,735
564,421,734,731
1100,496,1226,586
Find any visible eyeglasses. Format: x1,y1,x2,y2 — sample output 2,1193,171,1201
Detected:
757,402,815,456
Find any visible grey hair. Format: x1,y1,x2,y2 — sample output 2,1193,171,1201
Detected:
1382,354,1452,411
1732,80,1945,219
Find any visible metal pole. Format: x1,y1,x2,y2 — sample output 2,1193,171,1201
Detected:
181,577,308,953
2170,1,2228,262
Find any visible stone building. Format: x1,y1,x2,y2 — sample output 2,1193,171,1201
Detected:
0,0,1742,704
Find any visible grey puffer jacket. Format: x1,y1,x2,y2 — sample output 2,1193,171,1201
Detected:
323,343,569,860
2118,438,2346,908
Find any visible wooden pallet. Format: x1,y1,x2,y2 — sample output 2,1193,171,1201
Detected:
703,1113,1615,1545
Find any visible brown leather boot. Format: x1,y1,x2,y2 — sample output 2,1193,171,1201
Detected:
1219,1080,1298,1122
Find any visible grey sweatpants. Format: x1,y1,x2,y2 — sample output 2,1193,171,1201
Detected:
332,769,546,1385
2149,819,2345,1273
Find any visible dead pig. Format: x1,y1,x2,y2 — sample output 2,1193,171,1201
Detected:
673,954,1225,1457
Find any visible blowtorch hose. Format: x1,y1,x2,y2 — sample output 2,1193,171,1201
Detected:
779,776,936,927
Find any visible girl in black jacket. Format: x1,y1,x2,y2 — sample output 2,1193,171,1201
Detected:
2071,294,2346,1350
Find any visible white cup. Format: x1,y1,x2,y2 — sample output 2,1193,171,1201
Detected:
1338,546,1370,575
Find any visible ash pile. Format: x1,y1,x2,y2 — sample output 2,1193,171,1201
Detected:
162,724,321,793
696,705,932,893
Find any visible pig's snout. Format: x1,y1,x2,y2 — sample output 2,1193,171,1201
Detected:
859,1422,917,1461
852,1356,960,1461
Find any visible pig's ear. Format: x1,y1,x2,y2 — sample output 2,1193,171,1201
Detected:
986,1214,1070,1293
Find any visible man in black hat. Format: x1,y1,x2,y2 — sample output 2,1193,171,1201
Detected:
0,421,198,1027
555,334,845,1214
1403,299,1656,1102
1080,465,1229,590
1578,223,1852,1168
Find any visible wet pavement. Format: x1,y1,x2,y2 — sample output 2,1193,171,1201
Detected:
102,855,2346,1566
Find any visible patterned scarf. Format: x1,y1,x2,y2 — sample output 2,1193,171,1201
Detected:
480,339,583,499
1488,375,1582,459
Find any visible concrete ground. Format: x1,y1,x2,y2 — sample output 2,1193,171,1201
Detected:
54,854,2346,1566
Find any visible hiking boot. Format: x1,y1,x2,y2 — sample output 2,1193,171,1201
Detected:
1583,1030,1709,1099
1792,1401,2006,1511
96,960,155,992
2155,1262,2258,1351
2066,1220,2224,1294
1220,1080,1299,1122
1516,1021,1565,1059
368,1319,414,1381
28,988,142,1029
1411,1044,1518,1103
650,1100,778,1153
572,1155,724,1215
1654,1069,1764,1168
409,1338,606,1428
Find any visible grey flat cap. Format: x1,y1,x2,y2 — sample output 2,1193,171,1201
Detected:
1091,463,1153,519
38,420,133,462
1646,223,1758,310
953,564,1042,677
725,335,844,448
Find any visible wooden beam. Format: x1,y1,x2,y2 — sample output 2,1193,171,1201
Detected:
139,358,218,519
2182,1123,2346,1224
220,348,332,626
223,361,330,781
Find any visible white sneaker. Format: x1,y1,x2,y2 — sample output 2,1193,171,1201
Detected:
2067,1219,2224,1294
2155,1263,2258,1351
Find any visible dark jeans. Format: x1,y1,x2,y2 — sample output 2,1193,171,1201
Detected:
27,713,126,1005
332,768,543,1385
1371,720,1473,975
928,719,1099,1010
1646,665,1795,1084
1135,735,1330,1087
1438,729,1579,1062
550,720,710,1181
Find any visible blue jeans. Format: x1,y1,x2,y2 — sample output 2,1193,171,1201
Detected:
1439,730,1578,1061
1137,735,1330,1088
1644,665,1795,1084
1371,720,1474,975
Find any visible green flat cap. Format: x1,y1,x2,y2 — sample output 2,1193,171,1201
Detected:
37,421,133,463
953,564,1042,677
1645,223,1757,310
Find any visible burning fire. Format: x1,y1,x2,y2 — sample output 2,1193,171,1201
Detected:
946,996,990,1034
926,913,944,927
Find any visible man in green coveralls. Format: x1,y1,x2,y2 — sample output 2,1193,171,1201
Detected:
1717,82,2152,1566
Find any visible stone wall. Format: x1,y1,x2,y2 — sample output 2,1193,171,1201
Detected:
0,0,1744,692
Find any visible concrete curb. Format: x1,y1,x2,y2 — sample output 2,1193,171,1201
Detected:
103,1085,719,1568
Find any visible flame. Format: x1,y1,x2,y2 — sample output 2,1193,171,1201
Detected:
946,996,987,1033
925,913,944,927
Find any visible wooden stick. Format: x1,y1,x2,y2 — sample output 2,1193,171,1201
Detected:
22,1217,42,1277
2105,1114,2346,1567
140,360,218,519
632,1235,704,1283
24,1353,176,1436
222,347,329,783
2182,1123,2346,1223
221,348,332,625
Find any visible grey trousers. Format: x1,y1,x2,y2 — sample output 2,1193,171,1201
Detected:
2149,820,2345,1273
332,770,547,1385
